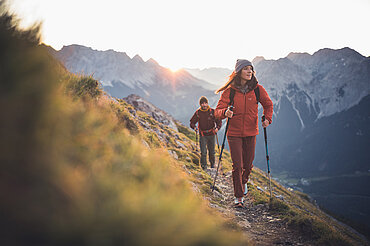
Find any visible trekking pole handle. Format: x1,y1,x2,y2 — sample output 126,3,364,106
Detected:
225,105,234,118
262,115,267,141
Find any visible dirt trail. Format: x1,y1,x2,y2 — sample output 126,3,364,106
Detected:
207,169,316,246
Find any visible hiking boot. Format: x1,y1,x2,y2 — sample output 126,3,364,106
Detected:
234,197,244,208
244,183,248,195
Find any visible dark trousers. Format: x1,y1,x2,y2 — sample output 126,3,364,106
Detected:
199,135,215,169
227,136,256,198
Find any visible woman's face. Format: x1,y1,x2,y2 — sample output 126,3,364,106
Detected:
240,66,253,81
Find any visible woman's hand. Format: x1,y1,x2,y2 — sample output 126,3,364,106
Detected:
225,108,233,118
262,120,270,128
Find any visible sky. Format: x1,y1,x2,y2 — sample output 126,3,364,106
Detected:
6,0,370,71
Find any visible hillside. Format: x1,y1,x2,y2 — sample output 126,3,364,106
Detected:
0,9,244,245
1,7,368,246
115,94,368,245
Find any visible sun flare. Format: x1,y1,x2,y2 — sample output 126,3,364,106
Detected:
168,66,181,73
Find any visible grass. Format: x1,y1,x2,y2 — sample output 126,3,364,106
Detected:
110,102,140,135
1,6,366,246
247,169,366,245
176,121,196,141
0,8,247,245
167,119,365,245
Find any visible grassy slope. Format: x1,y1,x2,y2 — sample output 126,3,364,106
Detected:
110,82,367,245
0,9,246,246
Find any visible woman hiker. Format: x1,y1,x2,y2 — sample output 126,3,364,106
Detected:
214,59,273,208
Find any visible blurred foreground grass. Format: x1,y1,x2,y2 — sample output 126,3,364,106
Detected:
0,6,246,245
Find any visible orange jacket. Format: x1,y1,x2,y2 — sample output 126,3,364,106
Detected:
214,84,273,137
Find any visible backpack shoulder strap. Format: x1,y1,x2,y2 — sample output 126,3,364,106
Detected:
229,87,259,105
254,86,260,104
229,88,235,106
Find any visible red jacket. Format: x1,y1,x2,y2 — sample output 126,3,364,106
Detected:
190,107,222,136
214,84,273,137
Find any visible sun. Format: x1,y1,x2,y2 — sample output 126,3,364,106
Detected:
168,66,182,73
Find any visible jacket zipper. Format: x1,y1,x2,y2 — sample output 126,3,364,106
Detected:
242,92,246,136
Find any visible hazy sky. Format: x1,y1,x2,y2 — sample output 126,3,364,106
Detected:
7,0,370,70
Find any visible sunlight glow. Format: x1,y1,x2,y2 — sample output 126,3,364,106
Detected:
6,0,370,69
168,67,181,73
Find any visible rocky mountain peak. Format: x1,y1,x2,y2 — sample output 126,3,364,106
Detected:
146,58,159,66
313,47,362,58
123,94,178,131
254,47,370,121
60,44,87,51
132,54,144,63
252,56,266,65
286,52,311,65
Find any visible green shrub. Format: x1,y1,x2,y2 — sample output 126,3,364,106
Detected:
66,74,103,99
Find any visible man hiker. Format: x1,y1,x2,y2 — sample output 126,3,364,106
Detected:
190,96,222,170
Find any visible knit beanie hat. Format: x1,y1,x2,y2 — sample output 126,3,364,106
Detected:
199,96,208,105
235,59,254,73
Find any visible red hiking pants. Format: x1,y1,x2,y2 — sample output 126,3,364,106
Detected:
227,135,256,198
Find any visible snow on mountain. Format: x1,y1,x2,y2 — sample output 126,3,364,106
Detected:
286,47,369,119
253,57,316,129
250,48,370,180
252,48,370,124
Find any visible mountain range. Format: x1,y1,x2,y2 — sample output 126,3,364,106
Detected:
246,48,370,174
51,44,218,124
50,44,370,236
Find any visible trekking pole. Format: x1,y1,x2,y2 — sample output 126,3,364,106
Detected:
211,106,233,192
262,115,272,199
215,132,220,154
195,128,199,152
215,132,223,174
